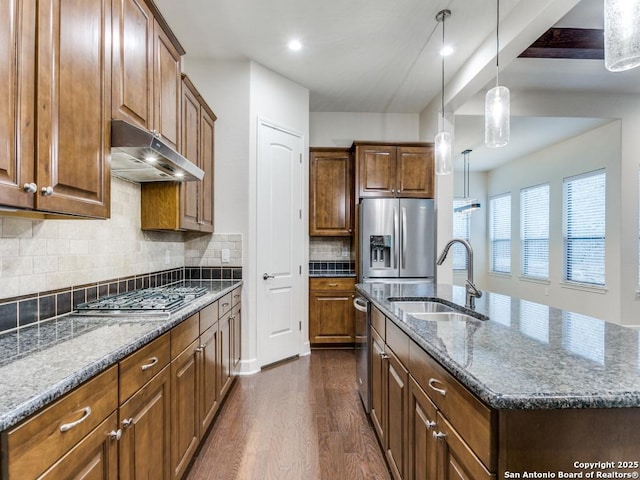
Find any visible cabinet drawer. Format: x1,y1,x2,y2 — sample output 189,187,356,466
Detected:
309,277,355,291
386,318,409,367
231,287,242,306
371,306,385,340
409,340,495,471
200,301,219,333
218,293,233,317
171,313,200,358
119,333,170,404
5,366,118,480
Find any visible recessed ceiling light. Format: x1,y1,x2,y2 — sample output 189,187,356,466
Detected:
288,39,302,51
440,45,454,56
145,155,157,164
175,172,184,178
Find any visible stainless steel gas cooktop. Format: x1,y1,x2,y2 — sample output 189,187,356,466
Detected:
75,285,208,315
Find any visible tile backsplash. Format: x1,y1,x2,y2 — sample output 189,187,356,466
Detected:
309,237,353,261
0,177,242,300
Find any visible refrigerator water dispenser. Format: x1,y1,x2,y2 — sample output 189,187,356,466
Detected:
369,235,392,268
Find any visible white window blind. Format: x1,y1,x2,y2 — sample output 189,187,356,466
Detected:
521,184,549,278
563,170,606,286
490,193,511,273
452,199,470,270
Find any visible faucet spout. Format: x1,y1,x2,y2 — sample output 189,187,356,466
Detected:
436,238,482,309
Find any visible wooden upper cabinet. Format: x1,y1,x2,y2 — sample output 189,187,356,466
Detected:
396,146,434,198
0,0,110,217
112,0,154,131
0,0,36,210
140,74,216,232
112,0,183,152
153,20,181,151
309,148,353,236
354,142,434,199
36,0,111,218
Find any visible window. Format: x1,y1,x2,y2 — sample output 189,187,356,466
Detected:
452,199,471,270
490,193,511,273
563,170,606,286
521,184,549,278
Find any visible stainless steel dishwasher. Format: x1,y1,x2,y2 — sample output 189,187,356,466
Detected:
354,295,370,413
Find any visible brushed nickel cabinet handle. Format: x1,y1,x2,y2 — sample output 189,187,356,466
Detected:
380,352,390,360
109,429,122,441
428,378,447,396
23,183,37,193
41,186,53,196
426,420,436,430
328,283,339,287
222,302,230,308
59,406,92,432
433,431,447,440
141,356,158,371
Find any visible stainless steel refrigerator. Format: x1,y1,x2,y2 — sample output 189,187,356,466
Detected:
359,198,436,281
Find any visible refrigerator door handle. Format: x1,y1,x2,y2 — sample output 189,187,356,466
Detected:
393,208,399,269
402,206,407,269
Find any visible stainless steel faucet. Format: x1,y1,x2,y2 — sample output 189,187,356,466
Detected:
436,238,482,309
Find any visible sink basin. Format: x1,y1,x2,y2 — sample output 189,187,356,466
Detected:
390,301,456,313
406,312,477,322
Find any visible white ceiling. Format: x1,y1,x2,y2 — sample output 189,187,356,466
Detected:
154,0,640,171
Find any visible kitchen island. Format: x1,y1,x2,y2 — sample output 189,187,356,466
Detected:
357,281,640,479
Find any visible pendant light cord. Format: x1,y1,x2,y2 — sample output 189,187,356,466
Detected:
441,15,445,121
496,0,500,87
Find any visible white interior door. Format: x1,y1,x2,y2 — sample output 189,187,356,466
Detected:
257,120,303,367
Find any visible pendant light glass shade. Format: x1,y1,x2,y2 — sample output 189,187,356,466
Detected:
435,131,452,175
435,9,452,176
484,85,510,148
605,0,640,72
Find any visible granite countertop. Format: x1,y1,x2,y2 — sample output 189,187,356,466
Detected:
356,282,640,410
0,280,241,432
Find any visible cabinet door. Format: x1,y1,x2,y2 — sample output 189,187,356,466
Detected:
436,413,494,480
170,339,200,480
39,412,118,480
37,0,111,218
386,349,409,480
0,0,35,209
199,104,216,232
218,310,233,399
308,290,355,345
309,149,353,236
231,303,241,374
119,366,171,480
370,327,386,445
358,145,396,198
180,77,201,231
153,20,181,151
408,378,438,480
396,146,434,198
199,324,219,435
111,0,153,130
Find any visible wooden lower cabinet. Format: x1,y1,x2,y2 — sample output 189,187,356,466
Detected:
199,324,219,435
308,277,356,346
119,366,171,480
39,412,119,480
386,348,409,480
170,338,200,480
408,378,438,480
219,309,233,399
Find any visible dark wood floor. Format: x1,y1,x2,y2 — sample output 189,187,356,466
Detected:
186,350,391,480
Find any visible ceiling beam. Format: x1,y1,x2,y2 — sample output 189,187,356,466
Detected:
519,27,604,60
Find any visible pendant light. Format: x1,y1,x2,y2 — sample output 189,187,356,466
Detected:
604,0,640,72
435,9,452,176
485,0,510,148
454,149,481,214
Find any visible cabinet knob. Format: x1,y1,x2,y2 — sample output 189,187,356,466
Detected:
426,420,436,430
41,186,53,196
109,429,122,441
23,183,37,193
432,431,447,440
121,418,134,429
380,352,390,359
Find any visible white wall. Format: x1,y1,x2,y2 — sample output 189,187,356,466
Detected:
309,112,419,147
484,121,622,323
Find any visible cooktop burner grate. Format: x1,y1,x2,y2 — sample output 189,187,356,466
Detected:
76,285,209,313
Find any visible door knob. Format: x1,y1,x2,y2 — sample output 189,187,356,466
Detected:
263,273,275,280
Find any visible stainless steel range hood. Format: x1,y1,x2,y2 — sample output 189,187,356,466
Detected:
110,120,204,182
